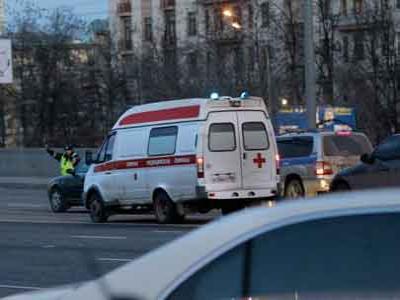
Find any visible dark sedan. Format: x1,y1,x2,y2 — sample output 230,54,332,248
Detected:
331,134,400,191
47,163,89,212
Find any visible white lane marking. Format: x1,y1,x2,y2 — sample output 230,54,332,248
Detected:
6,203,46,208
0,284,41,290
97,258,133,263
0,219,199,228
70,235,127,240
153,230,185,234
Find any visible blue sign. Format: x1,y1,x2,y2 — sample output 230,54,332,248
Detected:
275,107,356,134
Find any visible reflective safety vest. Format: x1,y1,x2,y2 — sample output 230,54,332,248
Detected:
60,155,74,176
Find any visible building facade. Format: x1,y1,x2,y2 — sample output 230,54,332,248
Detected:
108,0,298,105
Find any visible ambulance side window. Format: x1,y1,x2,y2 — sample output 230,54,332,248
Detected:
148,126,178,156
105,134,116,161
97,134,116,163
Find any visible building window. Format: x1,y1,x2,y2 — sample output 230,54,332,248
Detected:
144,17,153,41
248,4,254,29
353,32,364,61
353,0,363,14
341,0,347,15
121,16,132,50
261,2,270,27
205,9,210,34
188,52,198,73
397,0,400,9
397,33,400,55
164,10,176,45
188,12,197,36
343,36,349,62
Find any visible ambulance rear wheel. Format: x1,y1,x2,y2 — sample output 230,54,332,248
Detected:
154,192,179,224
89,193,108,223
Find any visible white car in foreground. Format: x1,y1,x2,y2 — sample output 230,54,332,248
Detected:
6,189,400,300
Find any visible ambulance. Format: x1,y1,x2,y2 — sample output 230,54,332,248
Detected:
83,95,280,223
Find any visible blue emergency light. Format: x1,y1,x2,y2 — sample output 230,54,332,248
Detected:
210,92,219,100
240,91,250,99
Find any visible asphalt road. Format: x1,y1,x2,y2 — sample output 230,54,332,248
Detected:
0,187,214,298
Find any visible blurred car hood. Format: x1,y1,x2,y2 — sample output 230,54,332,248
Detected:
4,189,400,300
3,284,79,300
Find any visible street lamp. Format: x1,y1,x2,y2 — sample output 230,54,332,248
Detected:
231,22,241,30
281,98,288,107
223,9,233,18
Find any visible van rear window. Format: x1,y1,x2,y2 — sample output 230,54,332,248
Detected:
148,126,178,156
209,123,236,152
323,135,371,156
277,137,314,159
242,122,269,151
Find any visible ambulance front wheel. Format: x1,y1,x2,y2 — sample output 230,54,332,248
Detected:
154,191,181,224
89,193,109,223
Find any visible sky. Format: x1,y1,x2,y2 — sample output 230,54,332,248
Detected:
7,0,108,20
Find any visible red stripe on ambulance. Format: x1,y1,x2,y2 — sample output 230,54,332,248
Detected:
119,105,200,126
94,155,196,173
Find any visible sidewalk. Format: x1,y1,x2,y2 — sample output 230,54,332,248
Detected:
0,177,50,190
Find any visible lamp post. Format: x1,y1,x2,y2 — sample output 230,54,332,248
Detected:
304,0,317,128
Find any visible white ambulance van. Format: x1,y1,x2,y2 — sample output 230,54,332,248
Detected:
83,96,280,223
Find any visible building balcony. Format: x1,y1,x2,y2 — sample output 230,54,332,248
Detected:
335,12,375,32
206,29,244,44
160,0,175,10
200,0,237,5
119,39,133,52
117,0,132,15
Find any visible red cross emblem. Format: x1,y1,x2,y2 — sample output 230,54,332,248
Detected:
253,153,266,168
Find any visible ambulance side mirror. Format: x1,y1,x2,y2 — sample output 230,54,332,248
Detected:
85,151,94,165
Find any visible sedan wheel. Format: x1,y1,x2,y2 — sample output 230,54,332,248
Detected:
49,188,69,213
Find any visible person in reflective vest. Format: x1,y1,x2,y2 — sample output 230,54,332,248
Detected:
46,145,80,176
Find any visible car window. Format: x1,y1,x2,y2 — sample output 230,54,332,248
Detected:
277,136,313,158
209,123,236,152
96,139,107,162
373,135,400,161
104,133,116,161
75,162,89,174
323,134,372,156
148,126,178,156
242,122,269,151
168,213,400,300
168,244,245,300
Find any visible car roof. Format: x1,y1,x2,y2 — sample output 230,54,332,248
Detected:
56,189,400,300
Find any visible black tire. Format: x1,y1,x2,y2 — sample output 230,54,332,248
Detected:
154,192,179,224
284,179,305,199
331,181,351,192
49,187,69,213
89,193,108,223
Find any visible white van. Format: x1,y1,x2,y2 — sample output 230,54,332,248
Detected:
83,96,280,223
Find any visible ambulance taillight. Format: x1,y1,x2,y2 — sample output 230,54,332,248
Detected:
197,157,204,178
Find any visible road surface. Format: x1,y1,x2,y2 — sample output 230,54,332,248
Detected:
0,187,214,298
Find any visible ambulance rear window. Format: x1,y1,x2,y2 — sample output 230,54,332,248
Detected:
209,123,236,152
242,122,269,151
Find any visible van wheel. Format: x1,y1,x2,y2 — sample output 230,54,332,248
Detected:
221,203,243,216
49,187,69,213
285,179,305,199
332,181,351,192
89,193,108,223
154,192,178,224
